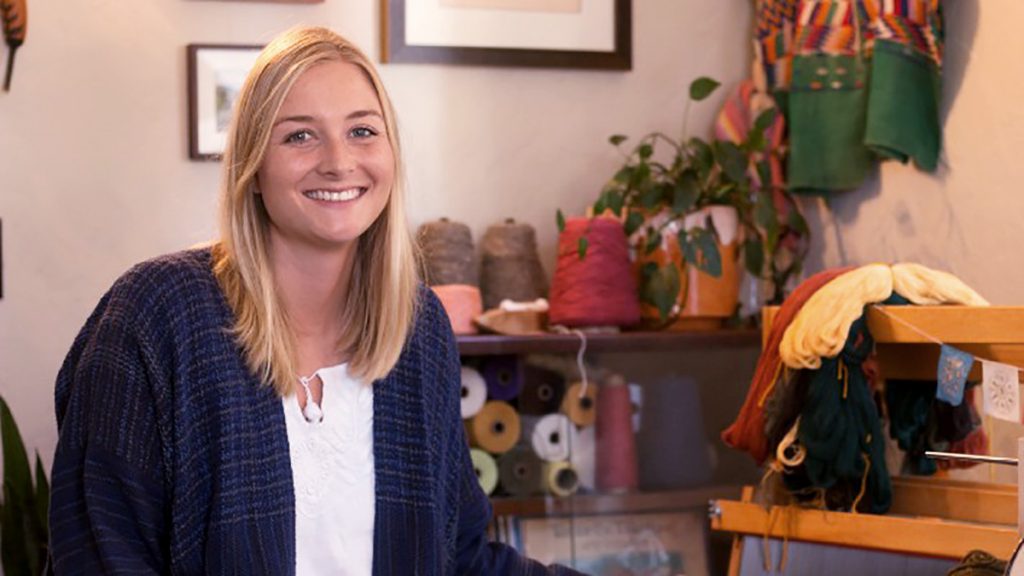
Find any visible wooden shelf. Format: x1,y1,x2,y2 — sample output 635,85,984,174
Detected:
458,329,761,356
490,484,742,517
710,497,1018,561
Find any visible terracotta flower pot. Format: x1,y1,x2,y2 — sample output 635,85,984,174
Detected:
633,205,742,330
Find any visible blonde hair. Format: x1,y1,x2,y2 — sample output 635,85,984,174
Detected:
212,26,419,395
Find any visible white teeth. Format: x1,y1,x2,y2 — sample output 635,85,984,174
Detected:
304,188,364,202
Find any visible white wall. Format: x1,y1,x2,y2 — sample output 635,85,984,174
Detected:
0,1,752,467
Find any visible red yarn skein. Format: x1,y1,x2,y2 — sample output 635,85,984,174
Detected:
548,217,641,328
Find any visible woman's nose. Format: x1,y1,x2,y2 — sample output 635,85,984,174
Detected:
317,137,356,176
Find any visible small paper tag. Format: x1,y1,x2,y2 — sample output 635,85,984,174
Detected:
982,360,1020,422
936,345,973,406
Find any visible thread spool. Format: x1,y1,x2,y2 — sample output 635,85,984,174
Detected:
542,461,580,497
522,413,574,462
433,285,483,335
549,216,641,328
570,425,597,491
470,448,499,495
596,373,638,492
561,381,598,428
460,366,487,419
417,218,476,286
480,355,524,401
498,446,543,497
518,364,566,415
480,219,548,311
466,401,521,454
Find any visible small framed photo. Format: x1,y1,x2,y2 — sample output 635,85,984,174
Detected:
187,44,263,161
381,0,631,70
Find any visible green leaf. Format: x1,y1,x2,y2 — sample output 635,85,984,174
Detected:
1,395,35,575
689,77,721,102
639,183,664,210
577,236,589,259
691,227,723,277
593,196,607,217
755,193,778,231
614,166,633,184
714,140,748,183
753,107,778,133
672,171,700,215
688,138,714,181
633,162,651,185
640,263,681,322
638,143,653,160
609,134,628,146
743,237,765,276
644,229,662,255
756,159,772,188
556,209,566,233
787,204,810,235
744,130,767,153
711,183,736,203
606,190,625,216
624,210,645,236
1,397,32,508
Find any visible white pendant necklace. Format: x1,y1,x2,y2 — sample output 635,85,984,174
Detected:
297,373,324,424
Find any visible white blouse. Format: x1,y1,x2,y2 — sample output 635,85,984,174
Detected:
283,364,375,576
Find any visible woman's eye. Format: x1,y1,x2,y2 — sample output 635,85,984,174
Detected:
350,126,378,139
285,130,313,144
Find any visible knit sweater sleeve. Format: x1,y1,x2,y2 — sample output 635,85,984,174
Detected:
50,264,172,574
431,299,583,576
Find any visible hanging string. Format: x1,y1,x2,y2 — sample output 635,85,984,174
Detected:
549,324,589,397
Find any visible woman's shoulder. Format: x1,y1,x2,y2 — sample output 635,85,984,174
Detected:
95,246,221,331
412,284,454,342
109,246,217,302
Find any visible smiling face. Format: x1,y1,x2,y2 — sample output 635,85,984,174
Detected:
257,59,394,256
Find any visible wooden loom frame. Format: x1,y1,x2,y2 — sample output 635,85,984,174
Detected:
710,305,1024,574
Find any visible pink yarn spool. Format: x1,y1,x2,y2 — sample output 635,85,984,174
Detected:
595,374,638,493
431,284,483,335
548,217,641,328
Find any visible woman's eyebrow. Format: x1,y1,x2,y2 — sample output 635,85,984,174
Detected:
273,110,382,127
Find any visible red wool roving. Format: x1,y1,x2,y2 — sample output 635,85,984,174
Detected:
548,217,641,328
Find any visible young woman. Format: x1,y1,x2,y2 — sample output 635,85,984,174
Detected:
49,26,581,575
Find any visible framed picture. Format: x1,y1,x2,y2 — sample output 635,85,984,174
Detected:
187,44,262,161
381,0,631,70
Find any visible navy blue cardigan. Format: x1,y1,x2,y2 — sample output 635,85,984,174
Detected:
50,248,580,575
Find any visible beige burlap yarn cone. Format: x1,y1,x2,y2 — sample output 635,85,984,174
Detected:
480,219,548,310
416,218,477,286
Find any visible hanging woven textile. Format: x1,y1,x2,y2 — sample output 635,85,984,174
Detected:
753,0,944,194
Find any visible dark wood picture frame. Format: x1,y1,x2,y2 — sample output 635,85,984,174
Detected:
381,0,631,70
187,44,263,161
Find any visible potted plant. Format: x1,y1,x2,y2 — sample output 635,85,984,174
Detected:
559,77,808,327
1,395,50,575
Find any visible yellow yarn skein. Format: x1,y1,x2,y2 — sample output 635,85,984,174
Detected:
890,263,989,307
779,263,989,369
780,264,892,370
